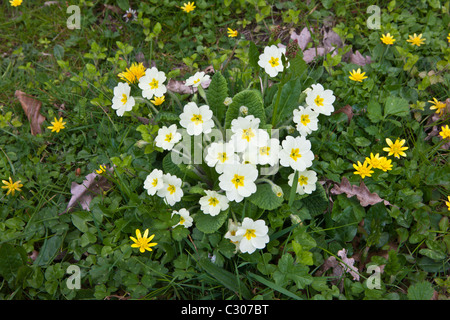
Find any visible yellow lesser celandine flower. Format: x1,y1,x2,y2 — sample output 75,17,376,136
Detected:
407,33,426,47
349,68,368,82
383,138,408,159
378,157,393,172
447,33,450,43
150,95,165,106
181,2,195,13
380,33,395,45
446,196,450,211
353,160,374,179
130,229,157,253
428,98,446,116
440,125,450,139
10,0,22,7
365,153,383,169
2,177,23,196
47,117,66,133
96,165,106,174
118,62,146,84
227,28,238,38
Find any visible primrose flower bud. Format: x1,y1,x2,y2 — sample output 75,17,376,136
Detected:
224,97,233,106
271,183,284,198
240,105,249,116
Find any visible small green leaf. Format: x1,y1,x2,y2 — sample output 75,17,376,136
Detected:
206,71,229,123
367,100,383,123
407,281,434,300
248,183,284,211
225,89,265,129
194,209,229,234
384,96,409,117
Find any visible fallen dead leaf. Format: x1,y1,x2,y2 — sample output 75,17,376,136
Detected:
349,50,372,66
290,27,312,51
332,104,353,124
61,166,114,215
15,90,46,135
330,177,391,207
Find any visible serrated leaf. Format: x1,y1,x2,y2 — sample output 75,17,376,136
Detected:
367,100,383,123
288,53,308,79
194,209,229,234
224,89,265,129
384,96,409,117
206,71,228,123
273,253,313,289
407,281,434,300
298,183,329,217
248,183,284,211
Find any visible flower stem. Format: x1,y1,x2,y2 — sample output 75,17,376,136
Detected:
271,66,287,128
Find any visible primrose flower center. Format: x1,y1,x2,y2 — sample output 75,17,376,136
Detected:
244,229,256,240
208,197,219,207
259,146,270,156
269,57,280,67
300,114,310,126
152,178,158,187
179,216,185,225
314,95,324,107
290,148,302,161
217,152,228,163
193,78,201,84
121,94,128,105
231,174,245,189
242,128,255,142
191,114,203,125
165,133,173,142
298,175,308,186
150,78,159,89
167,184,176,195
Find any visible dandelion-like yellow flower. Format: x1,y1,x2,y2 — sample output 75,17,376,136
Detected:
47,117,66,133
407,33,426,47
118,62,146,84
446,196,450,211
2,177,23,196
383,138,408,159
96,165,106,174
365,153,383,169
447,33,450,43
150,95,165,106
380,33,395,45
227,28,238,38
440,125,450,140
181,2,196,13
9,0,22,7
378,157,393,172
349,68,368,82
428,98,446,116
353,160,374,179
130,229,157,253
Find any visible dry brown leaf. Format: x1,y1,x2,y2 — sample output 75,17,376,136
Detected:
290,27,312,51
166,78,211,94
15,90,46,135
330,177,391,207
349,50,372,66
332,104,353,124
61,166,114,215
